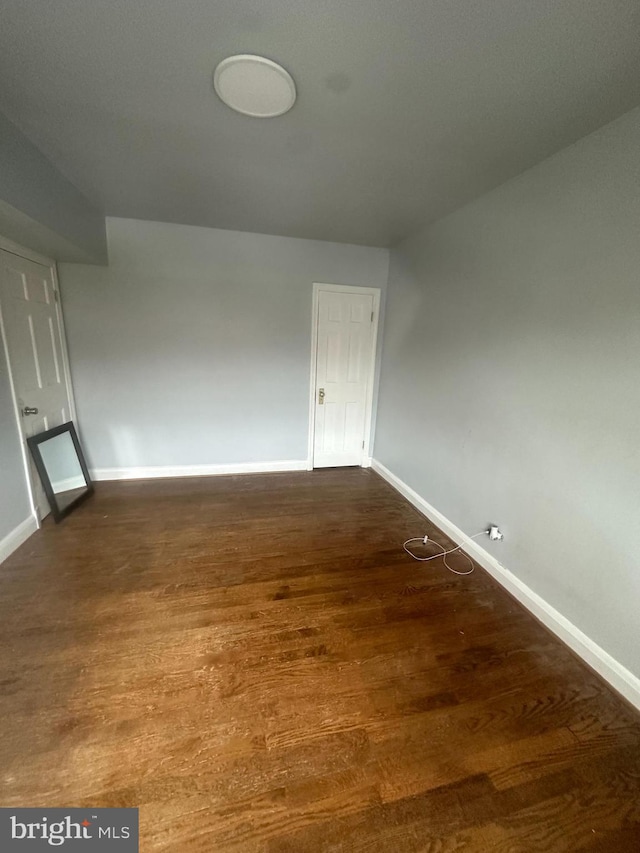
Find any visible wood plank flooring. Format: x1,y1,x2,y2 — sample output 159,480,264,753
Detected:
1,468,639,851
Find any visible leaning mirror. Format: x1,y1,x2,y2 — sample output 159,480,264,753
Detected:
27,422,93,522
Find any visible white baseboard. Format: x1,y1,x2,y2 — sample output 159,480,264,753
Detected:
91,460,308,481
371,458,640,711
0,515,38,565
52,475,86,491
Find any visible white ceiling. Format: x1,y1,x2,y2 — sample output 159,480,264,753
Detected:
1,0,640,247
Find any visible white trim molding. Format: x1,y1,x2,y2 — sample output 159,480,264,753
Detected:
51,263,79,424
371,458,640,711
308,282,381,471
92,460,308,481
51,475,86,491
0,515,38,565
0,234,53,268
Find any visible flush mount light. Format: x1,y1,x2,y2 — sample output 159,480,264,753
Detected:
213,55,296,118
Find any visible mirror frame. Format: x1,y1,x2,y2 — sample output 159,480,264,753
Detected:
27,421,94,523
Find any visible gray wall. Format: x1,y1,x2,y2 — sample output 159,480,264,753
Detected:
60,218,388,470
0,112,107,263
0,348,31,539
375,106,640,678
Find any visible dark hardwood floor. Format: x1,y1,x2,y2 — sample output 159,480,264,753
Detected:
1,468,639,851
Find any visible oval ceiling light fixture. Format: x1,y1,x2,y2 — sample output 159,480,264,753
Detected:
213,55,296,118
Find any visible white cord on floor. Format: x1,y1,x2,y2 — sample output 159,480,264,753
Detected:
403,532,486,576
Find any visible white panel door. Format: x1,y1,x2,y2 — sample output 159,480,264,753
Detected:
313,289,375,467
0,250,73,519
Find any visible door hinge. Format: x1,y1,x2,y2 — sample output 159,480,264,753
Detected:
371,311,374,322
362,440,365,448
53,289,59,302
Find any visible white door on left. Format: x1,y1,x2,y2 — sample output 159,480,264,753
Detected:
0,249,74,520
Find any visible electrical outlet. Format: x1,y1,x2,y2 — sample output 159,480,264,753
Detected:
488,525,504,541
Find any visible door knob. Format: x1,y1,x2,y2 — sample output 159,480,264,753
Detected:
318,388,325,405
22,406,39,416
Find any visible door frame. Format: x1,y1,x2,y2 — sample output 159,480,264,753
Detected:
307,282,381,471
0,234,78,526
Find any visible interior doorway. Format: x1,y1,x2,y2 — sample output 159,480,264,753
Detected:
0,240,76,521
308,283,381,469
